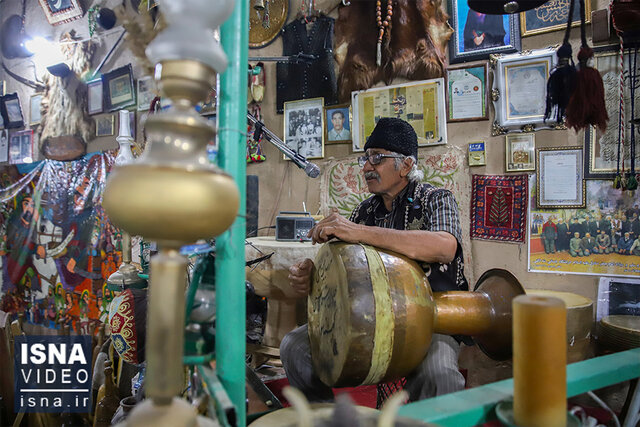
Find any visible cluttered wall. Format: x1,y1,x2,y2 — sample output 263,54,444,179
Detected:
0,0,638,330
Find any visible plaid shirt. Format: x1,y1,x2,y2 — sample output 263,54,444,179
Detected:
349,181,468,292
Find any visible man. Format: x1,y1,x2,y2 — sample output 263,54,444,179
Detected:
618,232,634,255
281,118,468,402
569,217,582,240
596,230,612,254
631,236,640,256
541,217,557,254
630,213,640,239
327,110,351,141
569,232,583,257
556,218,570,252
581,232,597,256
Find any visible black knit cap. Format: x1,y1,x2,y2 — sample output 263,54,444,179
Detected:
364,118,418,160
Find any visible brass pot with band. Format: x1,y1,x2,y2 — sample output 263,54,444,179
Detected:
308,242,525,388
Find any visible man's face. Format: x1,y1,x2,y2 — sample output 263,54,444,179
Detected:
361,149,405,195
331,113,344,131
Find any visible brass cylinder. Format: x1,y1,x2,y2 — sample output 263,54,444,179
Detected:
145,248,187,405
122,231,131,264
434,291,493,335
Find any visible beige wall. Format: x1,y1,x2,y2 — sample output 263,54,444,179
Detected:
247,0,612,304
0,0,613,303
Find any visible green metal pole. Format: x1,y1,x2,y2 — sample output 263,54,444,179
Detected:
217,0,248,425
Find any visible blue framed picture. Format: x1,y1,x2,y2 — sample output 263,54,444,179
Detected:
448,0,521,64
520,0,591,37
324,104,351,143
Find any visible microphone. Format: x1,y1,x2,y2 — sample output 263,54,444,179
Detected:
247,112,321,179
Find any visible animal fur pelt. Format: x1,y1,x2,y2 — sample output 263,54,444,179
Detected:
335,0,453,102
39,31,96,148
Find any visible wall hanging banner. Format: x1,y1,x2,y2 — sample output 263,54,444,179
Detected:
320,145,474,284
471,174,528,243
0,153,121,333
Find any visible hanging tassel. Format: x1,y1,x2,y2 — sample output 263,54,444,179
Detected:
565,0,609,133
566,47,609,132
544,43,576,123
544,0,577,124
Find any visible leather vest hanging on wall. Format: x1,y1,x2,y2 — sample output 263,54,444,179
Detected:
276,15,338,114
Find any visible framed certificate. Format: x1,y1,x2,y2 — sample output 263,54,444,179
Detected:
351,78,447,152
468,141,486,166
584,46,640,179
506,133,535,172
520,0,590,37
446,63,489,122
536,147,585,209
491,47,559,135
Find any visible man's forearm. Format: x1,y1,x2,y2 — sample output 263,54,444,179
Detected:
355,226,457,264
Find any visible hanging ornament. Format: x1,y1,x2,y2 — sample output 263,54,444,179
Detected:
543,0,577,124
376,0,393,67
565,0,608,133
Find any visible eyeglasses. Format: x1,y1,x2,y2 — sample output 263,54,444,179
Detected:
357,153,404,167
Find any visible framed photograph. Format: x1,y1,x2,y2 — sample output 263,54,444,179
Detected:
30,93,43,126
491,47,558,135
520,0,591,37
37,0,83,26
597,277,640,322
103,64,136,112
96,115,115,137
0,129,9,162
324,104,351,144
447,0,521,64
0,93,24,129
446,63,489,122
283,97,324,160
9,130,33,164
87,79,103,115
506,133,535,172
536,147,585,209
351,78,447,152
137,76,154,112
584,46,640,179
468,141,486,166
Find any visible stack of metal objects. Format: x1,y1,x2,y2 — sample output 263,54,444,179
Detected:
597,315,640,351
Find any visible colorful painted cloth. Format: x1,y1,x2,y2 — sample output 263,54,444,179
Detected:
0,153,121,332
471,174,528,243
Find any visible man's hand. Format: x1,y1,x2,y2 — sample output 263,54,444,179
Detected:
288,258,314,298
308,212,363,244
473,33,485,46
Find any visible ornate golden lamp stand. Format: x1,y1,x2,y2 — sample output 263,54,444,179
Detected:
103,0,238,425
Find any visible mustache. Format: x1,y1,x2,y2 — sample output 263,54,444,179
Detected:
364,172,380,181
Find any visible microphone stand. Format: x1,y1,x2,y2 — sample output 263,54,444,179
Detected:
247,112,320,178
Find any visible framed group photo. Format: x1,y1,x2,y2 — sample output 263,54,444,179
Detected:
446,63,489,122
536,146,585,209
103,64,136,112
283,97,324,160
447,0,521,64
324,104,351,143
520,0,591,37
96,115,115,137
491,47,557,134
506,133,535,172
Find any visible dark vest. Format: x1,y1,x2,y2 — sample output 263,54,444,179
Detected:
276,15,338,113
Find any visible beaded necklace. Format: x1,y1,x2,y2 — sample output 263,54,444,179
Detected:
376,0,393,66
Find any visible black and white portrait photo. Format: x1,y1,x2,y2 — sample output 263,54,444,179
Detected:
283,98,324,160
